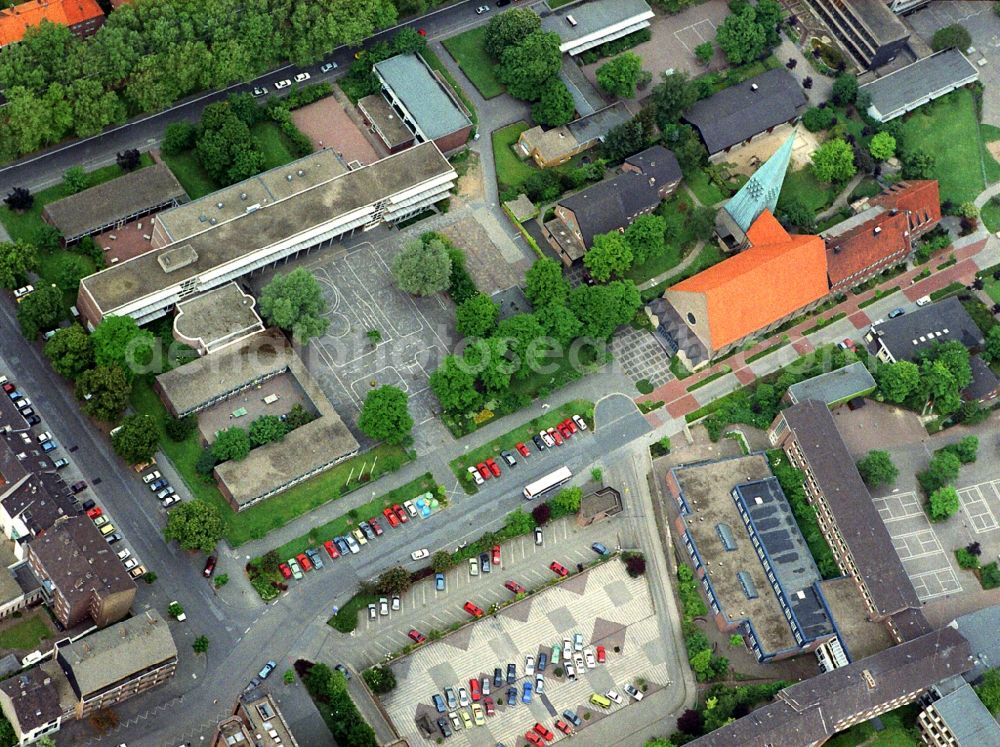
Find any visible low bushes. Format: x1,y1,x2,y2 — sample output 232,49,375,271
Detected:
302,662,377,747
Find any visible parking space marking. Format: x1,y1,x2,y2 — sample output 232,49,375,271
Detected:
959,483,999,533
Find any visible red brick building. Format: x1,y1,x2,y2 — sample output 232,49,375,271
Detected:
0,0,104,47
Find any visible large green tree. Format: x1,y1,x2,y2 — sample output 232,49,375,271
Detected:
429,355,482,415
918,450,961,496
0,240,38,289
76,365,131,421
464,337,512,394
540,305,582,346
44,325,94,379
111,414,160,464
831,73,859,105
496,31,562,102
584,232,632,282
625,214,667,266
602,116,654,162
524,258,569,308
928,485,960,521
195,101,264,185
91,315,156,376
358,385,413,445
977,669,1000,715
483,7,541,59
456,292,500,339
921,359,962,415
650,72,696,130
811,138,857,183
497,313,545,377
163,499,225,553
931,24,972,53
716,4,767,66
596,52,645,99
531,78,575,127
258,267,330,344
248,414,288,446
857,450,898,489
869,131,896,161
212,427,252,462
877,360,920,403
392,237,452,296
17,284,63,340
569,280,640,340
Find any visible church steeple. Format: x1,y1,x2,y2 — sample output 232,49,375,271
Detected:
722,133,795,233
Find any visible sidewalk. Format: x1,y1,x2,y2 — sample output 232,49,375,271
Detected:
638,231,992,423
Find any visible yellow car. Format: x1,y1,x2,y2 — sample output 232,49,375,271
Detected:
352,528,368,546
471,703,485,726
354,50,365,60
460,710,473,730
99,523,116,536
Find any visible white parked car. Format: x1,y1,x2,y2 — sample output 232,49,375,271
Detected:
467,465,484,486
123,557,139,570
275,79,291,89
572,414,587,431
117,548,131,560
379,597,389,616
320,62,337,73
584,648,596,669
36,431,52,443
251,86,268,97
469,557,479,576
162,495,181,508
606,689,624,705
403,500,418,518
525,655,535,676
475,5,489,13
294,72,311,82
410,548,430,561
142,470,161,484
368,603,377,620
540,430,555,448
391,595,400,611
624,683,644,701
916,295,931,307
13,285,34,300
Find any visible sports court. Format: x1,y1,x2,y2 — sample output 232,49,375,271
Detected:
874,491,962,601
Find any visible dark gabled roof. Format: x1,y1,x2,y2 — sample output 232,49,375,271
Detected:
870,297,985,362
683,68,806,154
964,354,1000,401
688,626,974,746
778,400,920,617
860,49,979,121
0,669,61,736
556,145,678,248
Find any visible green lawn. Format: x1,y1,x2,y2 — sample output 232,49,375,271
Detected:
778,166,838,214
0,615,51,651
129,378,411,547
899,88,985,206
448,400,594,488
626,191,702,284
160,150,218,200
982,197,1000,233
251,121,298,170
824,705,921,747
269,472,438,562
684,170,727,207
492,122,536,193
442,26,505,99
984,275,1000,304
980,123,1000,184
0,154,155,244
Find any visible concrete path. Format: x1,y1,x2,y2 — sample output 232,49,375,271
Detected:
816,173,865,222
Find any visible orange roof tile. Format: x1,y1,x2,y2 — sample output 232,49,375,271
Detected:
825,209,911,288
872,180,941,228
0,0,103,47
670,210,828,350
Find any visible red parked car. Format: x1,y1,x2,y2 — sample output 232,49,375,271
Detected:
382,506,400,527
408,629,427,644
279,563,292,579
477,462,491,480
515,442,530,458
296,552,312,572
555,719,572,736
203,555,217,578
463,601,484,618
469,678,481,701
324,540,340,559
557,422,572,440
483,696,495,716
563,418,577,434
534,722,555,742
525,732,544,747
368,518,384,536
1,382,14,394
596,645,606,663
393,504,408,523
86,506,102,519
485,458,500,477
492,544,501,565
549,561,569,577
547,427,563,445
505,580,526,594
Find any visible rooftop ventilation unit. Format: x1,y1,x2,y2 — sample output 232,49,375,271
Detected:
286,174,293,181
566,14,577,26
240,192,247,200
216,202,224,209
198,214,207,223
874,226,882,234
751,83,759,91
297,169,304,177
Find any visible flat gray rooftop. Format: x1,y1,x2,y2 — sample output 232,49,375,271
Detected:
860,48,978,120
358,94,414,148
541,0,653,44
375,54,471,141
849,0,909,42
786,361,876,406
42,163,186,239
173,283,264,353
82,142,452,314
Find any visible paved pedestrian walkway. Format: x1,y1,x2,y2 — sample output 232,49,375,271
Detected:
638,231,992,425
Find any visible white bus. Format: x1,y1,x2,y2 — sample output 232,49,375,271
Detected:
523,466,573,500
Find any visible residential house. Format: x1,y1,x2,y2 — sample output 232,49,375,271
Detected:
516,102,630,169
543,145,681,264
682,69,806,162
865,296,984,364
0,669,62,746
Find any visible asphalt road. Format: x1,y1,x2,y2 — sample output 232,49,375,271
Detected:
0,0,496,194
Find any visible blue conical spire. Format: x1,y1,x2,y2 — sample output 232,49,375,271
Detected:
723,133,795,233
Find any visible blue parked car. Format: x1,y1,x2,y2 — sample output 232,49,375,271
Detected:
506,686,517,706
522,681,533,704
591,542,609,556
538,652,548,671
435,573,445,591
432,693,446,713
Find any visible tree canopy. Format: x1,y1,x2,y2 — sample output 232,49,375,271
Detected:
531,78,576,127
258,267,330,344
928,485,960,521
831,73,858,105
876,360,920,403
429,355,482,415
524,258,569,308
76,365,131,421
856,450,898,489
44,325,94,380
358,385,413,445
495,31,563,102
584,232,633,282
650,71,696,130
112,414,160,464
569,280,641,340
392,236,452,296
625,214,667,266
811,138,857,183
456,292,500,339
16,284,63,340
0,240,38,289
596,52,645,99
931,24,972,53
91,315,156,377
715,4,767,66
212,427,252,462
484,7,541,59
163,499,225,554
869,131,896,161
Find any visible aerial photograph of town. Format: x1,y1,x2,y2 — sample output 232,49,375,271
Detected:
2,0,1000,745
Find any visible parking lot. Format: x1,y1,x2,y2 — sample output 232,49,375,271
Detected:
875,490,962,601
381,560,671,746
353,516,623,668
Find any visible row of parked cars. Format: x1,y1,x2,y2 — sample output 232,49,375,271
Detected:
429,632,621,740
140,468,181,508
86,505,146,578
466,416,587,486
